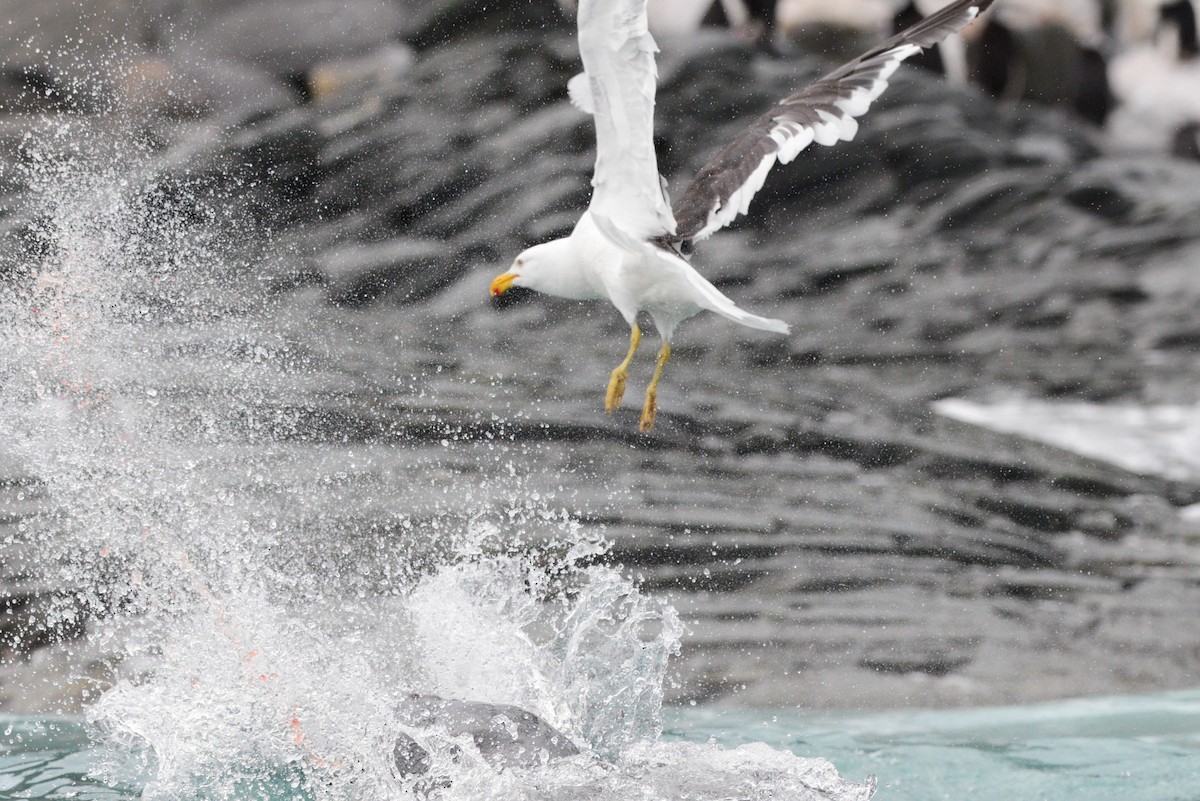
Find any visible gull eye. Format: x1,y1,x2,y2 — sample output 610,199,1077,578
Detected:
516,258,524,267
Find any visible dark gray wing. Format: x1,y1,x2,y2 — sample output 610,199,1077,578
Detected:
662,0,995,245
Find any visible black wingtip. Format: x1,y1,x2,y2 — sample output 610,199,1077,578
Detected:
880,0,995,55
811,0,995,85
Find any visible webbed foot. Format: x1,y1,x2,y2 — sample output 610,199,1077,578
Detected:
638,341,671,433
639,389,657,432
606,323,641,413
606,367,628,412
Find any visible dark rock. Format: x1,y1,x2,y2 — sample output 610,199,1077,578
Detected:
1063,183,1136,221
308,44,416,104
786,428,917,469
198,110,326,221
394,694,579,774
916,169,1056,233
0,0,158,112
320,238,459,306
1172,122,1200,161
400,0,571,51
859,640,976,677
154,51,298,119
196,0,408,88
974,494,1076,534
392,732,433,778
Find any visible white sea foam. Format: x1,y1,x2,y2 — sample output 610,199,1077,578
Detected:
935,397,1200,482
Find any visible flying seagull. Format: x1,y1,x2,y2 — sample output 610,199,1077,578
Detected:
491,0,995,432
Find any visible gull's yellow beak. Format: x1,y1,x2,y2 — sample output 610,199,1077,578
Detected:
490,272,518,296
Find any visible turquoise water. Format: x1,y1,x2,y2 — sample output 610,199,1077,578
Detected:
0,717,132,800
3,691,1198,800
666,690,1200,801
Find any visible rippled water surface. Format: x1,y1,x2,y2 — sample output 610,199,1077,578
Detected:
4,690,1199,800
668,691,1200,801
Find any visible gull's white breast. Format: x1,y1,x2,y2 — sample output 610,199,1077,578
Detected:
570,212,703,325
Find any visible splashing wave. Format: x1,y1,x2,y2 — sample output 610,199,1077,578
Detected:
0,113,871,801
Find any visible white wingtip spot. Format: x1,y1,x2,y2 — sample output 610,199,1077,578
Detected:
567,72,594,114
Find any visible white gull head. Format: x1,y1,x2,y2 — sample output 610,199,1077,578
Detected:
490,236,599,301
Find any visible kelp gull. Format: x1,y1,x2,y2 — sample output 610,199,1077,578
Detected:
491,0,994,432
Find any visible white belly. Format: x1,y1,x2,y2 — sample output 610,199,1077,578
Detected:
565,211,784,340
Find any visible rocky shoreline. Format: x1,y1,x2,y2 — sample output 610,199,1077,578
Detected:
3,0,1200,711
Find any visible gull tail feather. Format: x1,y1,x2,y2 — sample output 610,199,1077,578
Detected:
711,305,791,335
679,260,791,335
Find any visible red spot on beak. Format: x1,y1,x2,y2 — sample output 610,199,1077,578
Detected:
490,272,518,296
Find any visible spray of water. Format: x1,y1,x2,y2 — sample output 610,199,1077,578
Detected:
0,106,872,800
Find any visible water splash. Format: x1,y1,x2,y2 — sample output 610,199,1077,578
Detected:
0,111,871,800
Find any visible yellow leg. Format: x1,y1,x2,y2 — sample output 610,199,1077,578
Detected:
606,324,642,413
639,341,671,433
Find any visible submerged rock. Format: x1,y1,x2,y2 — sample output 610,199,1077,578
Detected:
392,694,580,777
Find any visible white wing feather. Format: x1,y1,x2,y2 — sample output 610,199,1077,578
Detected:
577,0,677,240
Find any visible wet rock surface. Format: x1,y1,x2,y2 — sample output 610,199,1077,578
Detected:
392,693,580,777
3,1,1200,711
